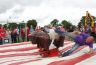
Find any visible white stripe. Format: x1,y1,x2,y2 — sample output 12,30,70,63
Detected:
0,42,74,55
76,55,96,65
0,56,39,63
0,41,74,65
0,41,70,51
21,46,90,65
0,55,40,65
0,49,39,55
0,44,36,51
59,42,74,50
64,41,73,44
0,43,20,46
0,42,30,47
0,42,95,65
75,43,96,65
22,44,96,65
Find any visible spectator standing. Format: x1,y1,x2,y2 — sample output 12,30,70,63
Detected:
5,29,12,43
11,28,18,43
0,26,6,45
21,27,26,42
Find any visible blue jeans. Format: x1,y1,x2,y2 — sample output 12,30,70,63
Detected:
55,29,76,39
62,43,80,57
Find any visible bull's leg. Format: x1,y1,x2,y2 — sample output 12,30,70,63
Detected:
39,43,50,57
40,39,55,57
49,39,56,49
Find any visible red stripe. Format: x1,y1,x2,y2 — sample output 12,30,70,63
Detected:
0,41,76,65
4,46,76,65
6,46,87,65
72,46,86,54
9,59,41,65
0,46,37,53
48,52,96,65
60,45,73,52
0,52,39,58
0,42,31,48
0,45,72,58
0,57,35,64
0,41,69,48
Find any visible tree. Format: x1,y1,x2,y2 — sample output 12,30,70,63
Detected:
18,23,25,28
3,24,8,29
50,19,59,26
0,24,2,28
61,20,72,29
78,16,96,30
8,23,18,30
27,19,37,29
78,16,85,28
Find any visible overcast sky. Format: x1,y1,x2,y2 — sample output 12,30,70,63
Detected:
0,0,96,26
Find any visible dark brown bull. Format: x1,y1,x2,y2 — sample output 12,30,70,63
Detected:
29,30,65,57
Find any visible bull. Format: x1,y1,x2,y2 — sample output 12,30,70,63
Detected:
28,29,65,57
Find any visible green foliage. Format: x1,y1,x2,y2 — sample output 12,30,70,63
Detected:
78,16,85,28
3,24,8,29
0,24,2,28
50,19,59,26
8,23,18,30
27,19,37,29
61,20,72,29
18,23,25,28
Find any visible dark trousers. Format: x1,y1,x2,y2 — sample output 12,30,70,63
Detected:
62,43,80,57
0,39,3,45
11,37,17,43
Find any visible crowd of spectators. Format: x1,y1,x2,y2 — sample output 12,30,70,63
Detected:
1,24,95,45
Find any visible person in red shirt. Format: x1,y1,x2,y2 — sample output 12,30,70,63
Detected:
0,26,6,45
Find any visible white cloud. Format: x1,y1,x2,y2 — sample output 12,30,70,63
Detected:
0,0,96,26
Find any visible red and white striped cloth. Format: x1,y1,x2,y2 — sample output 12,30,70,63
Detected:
0,41,96,65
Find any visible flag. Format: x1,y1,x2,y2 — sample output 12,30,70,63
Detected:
0,41,96,65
